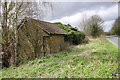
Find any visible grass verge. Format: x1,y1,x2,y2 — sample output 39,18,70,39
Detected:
1,38,119,78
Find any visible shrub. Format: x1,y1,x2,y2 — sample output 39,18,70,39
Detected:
70,27,78,31
54,22,86,45
80,15,104,38
65,31,85,45
90,24,103,38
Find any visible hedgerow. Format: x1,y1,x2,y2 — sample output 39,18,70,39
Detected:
54,22,86,45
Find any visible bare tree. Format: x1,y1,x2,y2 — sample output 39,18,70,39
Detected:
89,15,104,37
79,12,87,32
79,14,104,37
1,0,53,66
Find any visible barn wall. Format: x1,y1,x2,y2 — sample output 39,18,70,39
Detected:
2,19,70,67
45,35,66,55
7,33,69,66
9,25,49,66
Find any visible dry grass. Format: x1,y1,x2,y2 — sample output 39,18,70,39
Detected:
1,38,119,78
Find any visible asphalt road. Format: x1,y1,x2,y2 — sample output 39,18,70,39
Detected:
106,36,120,48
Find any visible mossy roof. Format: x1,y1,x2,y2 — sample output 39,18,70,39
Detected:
23,18,65,35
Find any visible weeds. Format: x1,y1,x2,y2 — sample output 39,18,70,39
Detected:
1,38,119,78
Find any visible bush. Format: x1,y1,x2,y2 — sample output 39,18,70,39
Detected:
90,24,103,38
54,22,86,45
81,15,104,38
65,31,85,45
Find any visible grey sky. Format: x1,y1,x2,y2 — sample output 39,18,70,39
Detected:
45,2,118,32
50,2,116,20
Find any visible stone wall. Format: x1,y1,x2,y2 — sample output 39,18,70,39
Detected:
3,26,69,66
10,24,49,66
45,35,66,54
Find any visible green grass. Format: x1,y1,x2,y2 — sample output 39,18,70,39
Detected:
111,35,120,37
1,38,119,78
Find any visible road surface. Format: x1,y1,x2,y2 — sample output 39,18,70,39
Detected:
106,36,119,48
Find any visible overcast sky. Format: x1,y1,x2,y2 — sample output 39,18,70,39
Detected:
43,2,118,32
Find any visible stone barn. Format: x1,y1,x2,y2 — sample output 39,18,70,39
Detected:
8,18,68,65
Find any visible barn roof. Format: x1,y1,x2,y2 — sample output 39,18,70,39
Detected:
24,18,65,35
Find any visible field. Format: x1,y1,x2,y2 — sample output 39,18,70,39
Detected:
1,38,119,78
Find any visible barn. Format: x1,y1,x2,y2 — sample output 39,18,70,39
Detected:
10,17,69,65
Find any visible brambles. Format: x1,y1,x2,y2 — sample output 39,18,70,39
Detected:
65,31,85,45
54,22,86,45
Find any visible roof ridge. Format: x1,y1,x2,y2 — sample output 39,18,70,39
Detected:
25,17,65,35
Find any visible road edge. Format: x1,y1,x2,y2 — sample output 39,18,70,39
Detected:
106,38,118,47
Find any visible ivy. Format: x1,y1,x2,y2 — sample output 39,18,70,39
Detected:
54,22,85,45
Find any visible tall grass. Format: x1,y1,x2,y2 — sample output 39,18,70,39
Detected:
1,38,119,78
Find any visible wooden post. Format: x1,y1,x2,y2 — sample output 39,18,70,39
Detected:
43,36,46,56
